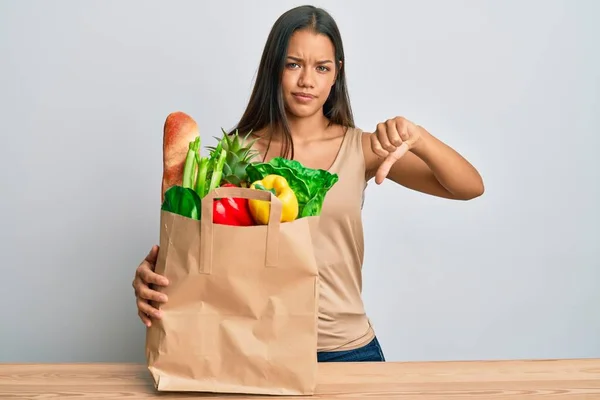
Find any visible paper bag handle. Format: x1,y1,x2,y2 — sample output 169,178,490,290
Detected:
199,186,282,274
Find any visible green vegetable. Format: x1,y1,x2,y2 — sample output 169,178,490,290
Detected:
161,185,202,220
183,137,200,189
245,157,339,217
208,148,227,193
193,139,227,199
195,155,210,198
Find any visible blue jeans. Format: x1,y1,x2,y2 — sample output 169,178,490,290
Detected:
317,337,386,362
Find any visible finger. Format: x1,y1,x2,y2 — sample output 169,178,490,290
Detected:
378,122,395,152
386,119,403,147
375,142,410,184
132,277,140,296
145,245,159,264
138,284,169,303
138,310,152,327
139,263,169,286
395,118,410,142
137,298,162,319
370,132,388,158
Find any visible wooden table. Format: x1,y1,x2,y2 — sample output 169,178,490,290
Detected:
1,359,599,399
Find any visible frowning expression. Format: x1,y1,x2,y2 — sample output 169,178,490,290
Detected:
281,29,339,118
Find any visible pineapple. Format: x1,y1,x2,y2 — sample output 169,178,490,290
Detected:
206,128,260,187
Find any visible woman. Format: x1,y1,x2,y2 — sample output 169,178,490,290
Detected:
132,5,484,363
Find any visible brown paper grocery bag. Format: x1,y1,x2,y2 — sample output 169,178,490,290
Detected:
145,186,319,395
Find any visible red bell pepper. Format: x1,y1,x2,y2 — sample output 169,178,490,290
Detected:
212,183,254,226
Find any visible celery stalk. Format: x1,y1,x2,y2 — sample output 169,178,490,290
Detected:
195,155,210,198
207,149,227,193
182,137,200,189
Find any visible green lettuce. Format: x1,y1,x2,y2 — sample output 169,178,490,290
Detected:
245,157,339,217
161,185,202,220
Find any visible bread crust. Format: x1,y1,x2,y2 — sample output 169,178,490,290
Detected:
161,111,199,202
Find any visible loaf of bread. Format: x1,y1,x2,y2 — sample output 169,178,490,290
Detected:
161,111,199,202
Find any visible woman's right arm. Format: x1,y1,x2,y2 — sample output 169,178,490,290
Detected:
132,245,169,327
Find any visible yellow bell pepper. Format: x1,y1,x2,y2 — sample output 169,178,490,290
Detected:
249,174,298,224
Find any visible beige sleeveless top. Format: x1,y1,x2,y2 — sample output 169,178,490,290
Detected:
311,126,375,352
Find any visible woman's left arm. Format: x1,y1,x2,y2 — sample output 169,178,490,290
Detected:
363,116,485,200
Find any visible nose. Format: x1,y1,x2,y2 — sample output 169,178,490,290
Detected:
298,68,315,88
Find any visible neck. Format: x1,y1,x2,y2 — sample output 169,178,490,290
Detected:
284,111,329,143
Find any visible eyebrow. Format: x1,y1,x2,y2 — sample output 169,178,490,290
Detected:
287,56,333,64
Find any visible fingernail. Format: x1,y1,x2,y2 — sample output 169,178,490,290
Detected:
161,295,168,302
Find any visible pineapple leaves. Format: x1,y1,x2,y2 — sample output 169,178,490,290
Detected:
205,128,260,187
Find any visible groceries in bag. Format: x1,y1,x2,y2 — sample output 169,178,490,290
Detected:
147,111,340,395
160,111,339,225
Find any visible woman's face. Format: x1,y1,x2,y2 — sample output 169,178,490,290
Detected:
281,29,338,119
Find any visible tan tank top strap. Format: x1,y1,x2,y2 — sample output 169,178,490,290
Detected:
344,126,367,176
337,126,363,162
349,126,363,151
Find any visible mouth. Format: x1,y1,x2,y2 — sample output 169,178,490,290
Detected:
292,92,316,99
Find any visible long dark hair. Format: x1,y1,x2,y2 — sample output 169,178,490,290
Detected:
231,5,354,160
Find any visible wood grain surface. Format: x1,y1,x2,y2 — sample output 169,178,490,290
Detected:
1,359,599,399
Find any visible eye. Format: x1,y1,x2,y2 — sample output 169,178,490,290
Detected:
286,62,300,69
317,66,330,72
